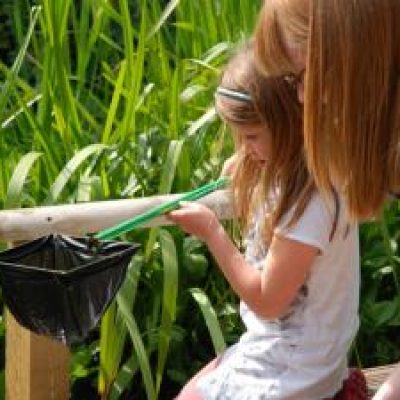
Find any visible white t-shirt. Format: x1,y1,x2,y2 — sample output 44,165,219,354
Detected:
197,193,360,399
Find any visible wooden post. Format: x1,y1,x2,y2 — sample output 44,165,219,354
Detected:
6,312,69,400
0,190,233,400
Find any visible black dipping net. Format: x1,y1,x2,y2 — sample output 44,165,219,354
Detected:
0,234,139,345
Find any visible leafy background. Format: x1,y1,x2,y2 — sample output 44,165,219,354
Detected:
0,0,399,399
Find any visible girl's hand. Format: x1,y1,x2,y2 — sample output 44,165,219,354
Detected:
167,201,221,243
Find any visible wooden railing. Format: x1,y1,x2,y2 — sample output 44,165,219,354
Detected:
364,363,400,399
0,190,233,400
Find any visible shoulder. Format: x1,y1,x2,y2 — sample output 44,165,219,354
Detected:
274,192,349,253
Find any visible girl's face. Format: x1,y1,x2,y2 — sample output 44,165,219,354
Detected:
236,124,272,165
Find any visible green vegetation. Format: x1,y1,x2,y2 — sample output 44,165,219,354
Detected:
0,1,399,398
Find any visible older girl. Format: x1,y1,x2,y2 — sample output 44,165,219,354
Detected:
254,2,400,398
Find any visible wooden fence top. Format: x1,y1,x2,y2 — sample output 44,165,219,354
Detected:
0,189,233,241
364,363,399,398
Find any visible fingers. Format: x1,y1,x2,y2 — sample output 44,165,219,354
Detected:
177,201,193,209
166,201,211,223
165,209,181,222
170,201,202,214
165,201,195,222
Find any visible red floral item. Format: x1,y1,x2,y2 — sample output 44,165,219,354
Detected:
331,369,369,400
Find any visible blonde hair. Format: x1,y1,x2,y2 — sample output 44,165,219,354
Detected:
216,44,315,242
255,0,308,76
254,0,400,220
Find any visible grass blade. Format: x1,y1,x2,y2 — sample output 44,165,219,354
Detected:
156,229,179,394
117,293,156,400
5,152,42,209
99,256,143,397
147,0,180,40
108,354,138,400
0,6,41,121
190,288,226,354
101,61,127,144
144,139,183,260
46,144,107,204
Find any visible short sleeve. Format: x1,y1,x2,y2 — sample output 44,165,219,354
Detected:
274,194,334,253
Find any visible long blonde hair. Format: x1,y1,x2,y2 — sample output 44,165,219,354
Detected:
254,0,400,220
216,44,315,241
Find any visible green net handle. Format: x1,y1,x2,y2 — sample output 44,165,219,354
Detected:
95,177,229,240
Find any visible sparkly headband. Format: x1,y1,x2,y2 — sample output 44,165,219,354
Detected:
215,86,253,103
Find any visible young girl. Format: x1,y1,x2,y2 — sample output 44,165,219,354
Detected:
254,0,400,221
169,44,363,399
254,2,400,398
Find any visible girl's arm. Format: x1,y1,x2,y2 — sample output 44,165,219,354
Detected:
372,366,400,400
168,202,318,320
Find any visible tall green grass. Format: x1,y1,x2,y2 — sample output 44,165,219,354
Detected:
1,0,261,398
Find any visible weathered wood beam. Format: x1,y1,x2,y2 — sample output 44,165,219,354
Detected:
0,190,233,241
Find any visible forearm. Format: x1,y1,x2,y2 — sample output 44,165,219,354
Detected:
205,224,275,319
373,366,400,400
